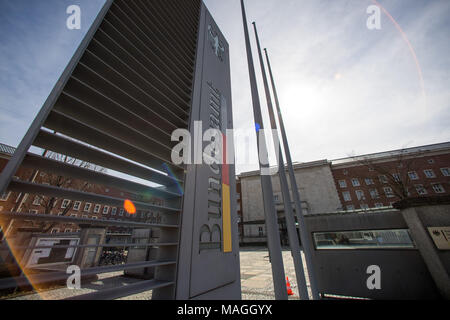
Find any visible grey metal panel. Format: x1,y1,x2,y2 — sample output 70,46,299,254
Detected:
33,130,182,187
0,0,114,195
65,279,174,300
0,212,178,229
21,154,180,199
8,179,180,213
0,260,175,290
305,212,441,299
176,4,240,300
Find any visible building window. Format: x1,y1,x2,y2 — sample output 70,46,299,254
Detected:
423,169,436,178
375,203,384,208
343,170,348,176
338,180,347,188
30,210,38,214
103,206,109,214
82,215,88,219
61,199,71,209
273,195,280,204
1,192,11,201
15,193,22,203
73,201,81,211
313,229,415,250
111,207,117,215
384,187,395,198
408,171,419,180
93,204,101,213
392,173,401,182
342,192,352,202
351,179,360,187
33,196,41,206
119,208,124,216
346,205,355,211
360,204,369,210
441,168,450,177
432,184,445,194
258,227,264,237
365,178,374,186
70,214,77,218
355,190,365,201
51,228,60,234
84,203,91,212
415,185,427,195
64,229,72,233
92,216,98,220
379,175,388,184
428,159,435,164
369,189,379,199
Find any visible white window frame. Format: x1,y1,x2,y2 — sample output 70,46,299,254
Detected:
342,191,352,202
64,228,72,233
379,175,388,184
70,214,77,218
423,169,436,179
33,196,41,206
384,187,395,198
84,203,92,212
111,207,117,216
51,228,60,234
338,180,347,188
351,178,360,187
441,168,450,177
365,178,374,186
119,208,124,216
392,173,401,182
346,205,355,211
375,203,384,208
360,203,369,210
370,189,379,199
355,190,365,201
0,192,10,201
103,206,109,214
431,183,445,194
73,201,81,211
61,199,70,209
415,184,427,195
93,204,101,213
408,171,419,180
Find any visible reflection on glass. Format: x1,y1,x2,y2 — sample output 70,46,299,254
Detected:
313,229,415,250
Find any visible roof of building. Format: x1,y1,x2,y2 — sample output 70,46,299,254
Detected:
0,142,16,156
331,141,450,166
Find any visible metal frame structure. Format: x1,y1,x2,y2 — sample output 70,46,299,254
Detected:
0,0,240,300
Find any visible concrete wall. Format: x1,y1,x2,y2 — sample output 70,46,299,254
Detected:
305,209,446,299
240,161,342,243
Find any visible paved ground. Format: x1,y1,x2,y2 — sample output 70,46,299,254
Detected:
9,248,310,300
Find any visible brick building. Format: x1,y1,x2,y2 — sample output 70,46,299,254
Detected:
0,142,165,236
332,142,450,211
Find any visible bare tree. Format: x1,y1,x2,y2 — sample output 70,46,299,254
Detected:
349,148,425,202
19,150,107,233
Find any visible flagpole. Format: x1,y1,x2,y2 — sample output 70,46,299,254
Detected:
240,0,287,300
253,22,309,300
264,48,320,299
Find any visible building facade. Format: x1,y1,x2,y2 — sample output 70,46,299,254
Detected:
238,142,450,246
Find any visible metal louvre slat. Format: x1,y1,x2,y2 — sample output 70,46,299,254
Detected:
7,180,181,214
130,0,196,59
145,0,198,51
93,27,191,108
87,37,190,117
157,0,198,34
43,110,184,176
71,62,180,135
65,279,174,300
79,49,189,126
21,153,181,200
32,130,183,187
0,260,176,290
114,1,195,75
104,9,193,88
0,212,179,229
63,77,173,148
53,92,175,163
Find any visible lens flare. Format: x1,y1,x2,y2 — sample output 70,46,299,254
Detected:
124,199,136,215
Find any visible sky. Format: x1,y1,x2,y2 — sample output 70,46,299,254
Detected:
0,0,449,175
